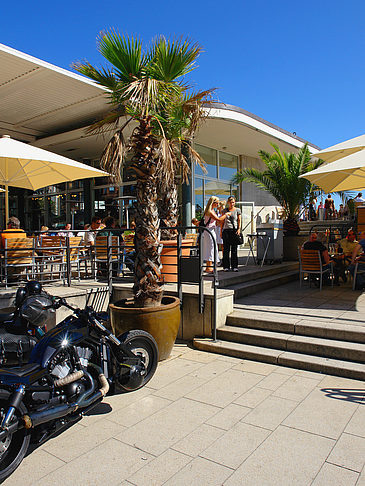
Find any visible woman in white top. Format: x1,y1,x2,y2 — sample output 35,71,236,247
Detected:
202,196,230,273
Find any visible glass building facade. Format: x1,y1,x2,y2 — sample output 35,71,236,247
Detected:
11,143,239,231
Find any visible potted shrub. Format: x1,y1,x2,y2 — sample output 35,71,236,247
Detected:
74,32,211,359
234,144,323,261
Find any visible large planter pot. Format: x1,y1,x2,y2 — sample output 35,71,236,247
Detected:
160,239,193,283
109,296,181,361
283,235,307,261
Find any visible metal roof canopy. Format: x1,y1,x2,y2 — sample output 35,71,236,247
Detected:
0,43,109,143
0,42,319,162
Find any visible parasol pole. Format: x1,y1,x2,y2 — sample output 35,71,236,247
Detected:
4,184,9,226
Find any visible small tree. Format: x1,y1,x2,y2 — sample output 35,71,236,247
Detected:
74,31,211,307
234,143,322,235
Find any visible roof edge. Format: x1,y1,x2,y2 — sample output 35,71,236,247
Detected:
0,42,108,91
205,102,321,151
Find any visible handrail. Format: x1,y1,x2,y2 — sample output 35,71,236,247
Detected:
241,206,266,234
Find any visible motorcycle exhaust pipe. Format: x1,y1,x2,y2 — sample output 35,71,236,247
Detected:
23,369,109,429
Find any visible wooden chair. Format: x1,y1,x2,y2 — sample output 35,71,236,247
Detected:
66,236,83,282
94,236,120,279
36,235,65,281
298,248,333,291
3,237,35,287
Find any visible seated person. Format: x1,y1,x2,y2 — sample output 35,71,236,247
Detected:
58,223,74,237
98,216,119,236
84,216,102,246
302,232,331,285
338,230,360,262
1,216,26,248
349,231,365,290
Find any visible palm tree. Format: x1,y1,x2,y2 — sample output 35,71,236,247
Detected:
73,31,211,307
233,143,322,235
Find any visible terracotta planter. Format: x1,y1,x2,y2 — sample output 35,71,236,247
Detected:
283,235,308,261
109,296,181,361
160,239,193,283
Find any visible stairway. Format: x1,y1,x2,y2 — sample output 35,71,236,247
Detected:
194,308,365,380
218,262,299,299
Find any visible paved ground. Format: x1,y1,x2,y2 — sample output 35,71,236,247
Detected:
4,342,365,486
235,278,365,329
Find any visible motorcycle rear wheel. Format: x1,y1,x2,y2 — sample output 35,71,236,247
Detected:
116,330,158,391
0,390,30,482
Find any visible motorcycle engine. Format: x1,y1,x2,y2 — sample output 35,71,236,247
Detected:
48,346,92,379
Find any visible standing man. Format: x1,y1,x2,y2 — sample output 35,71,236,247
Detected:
324,194,335,220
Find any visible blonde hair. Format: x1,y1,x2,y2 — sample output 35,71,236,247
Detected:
204,196,219,216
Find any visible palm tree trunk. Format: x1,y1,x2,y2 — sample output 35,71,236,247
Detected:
158,179,179,240
130,117,163,307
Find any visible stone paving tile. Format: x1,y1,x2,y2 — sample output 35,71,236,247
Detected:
206,403,252,430
272,375,319,402
294,369,325,380
233,386,272,408
223,425,334,486
145,357,203,390
3,449,65,486
107,395,171,427
115,397,220,456
357,469,365,486
311,462,359,486
172,423,225,457
185,369,264,408
327,432,365,472
241,396,298,430
164,457,233,486
283,387,359,439
180,349,220,363
99,387,152,415
126,449,192,486
256,371,291,391
318,375,365,389
232,360,278,375
345,404,365,437
151,374,206,401
200,422,270,469
42,417,126,463
188,358,234,380
34,438,153,486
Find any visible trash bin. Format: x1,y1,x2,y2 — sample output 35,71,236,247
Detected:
256,221,283,263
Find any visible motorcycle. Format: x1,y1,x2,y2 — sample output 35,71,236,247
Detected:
0,281,158,481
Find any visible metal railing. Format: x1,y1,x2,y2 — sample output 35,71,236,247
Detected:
0,226,219,341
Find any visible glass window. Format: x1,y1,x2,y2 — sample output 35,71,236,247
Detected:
194,144,217,178
219,151,238,181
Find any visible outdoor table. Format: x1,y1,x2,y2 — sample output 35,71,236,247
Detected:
245,232,271,267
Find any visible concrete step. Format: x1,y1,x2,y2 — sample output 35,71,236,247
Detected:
218,262,298,288
228,271,298,300
217,325,365,363
193,338,365,381
226,310,365,344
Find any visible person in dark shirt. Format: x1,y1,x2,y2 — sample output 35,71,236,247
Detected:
302,232,330,264
302,232,331,286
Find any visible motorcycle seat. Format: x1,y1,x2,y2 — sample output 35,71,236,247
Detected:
0,363,45,385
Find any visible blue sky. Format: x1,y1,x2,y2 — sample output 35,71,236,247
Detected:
1,0,364,151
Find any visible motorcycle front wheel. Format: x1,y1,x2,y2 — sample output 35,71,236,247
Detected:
116,330,158,391
0,390,30,482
